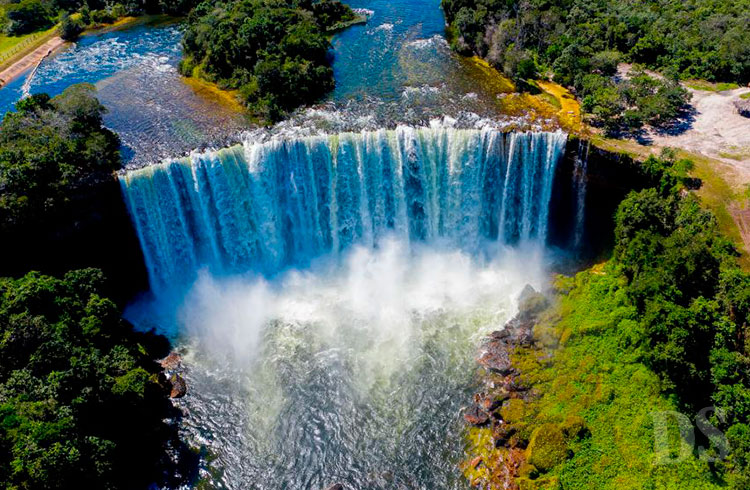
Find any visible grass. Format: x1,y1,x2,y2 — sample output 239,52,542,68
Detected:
741,92,750,100
685,80,740,92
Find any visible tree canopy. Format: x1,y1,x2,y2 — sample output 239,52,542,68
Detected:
0,84,120,233
0,269,183,489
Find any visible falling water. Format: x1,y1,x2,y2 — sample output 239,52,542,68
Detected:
120,127,568,295
572,139,589,249
121,127,571,489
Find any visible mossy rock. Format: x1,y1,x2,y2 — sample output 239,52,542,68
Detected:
518,475,561,490
560,415,588,441
519,291,549,318
526,423,568,472
500,398,526,424
518,461,539,479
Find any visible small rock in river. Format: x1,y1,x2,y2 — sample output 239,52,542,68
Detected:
169,373,187,398
160,352,182,370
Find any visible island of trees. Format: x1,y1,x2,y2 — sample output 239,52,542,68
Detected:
180,0,361,121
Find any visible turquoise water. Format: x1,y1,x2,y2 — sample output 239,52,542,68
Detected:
0,3,518,163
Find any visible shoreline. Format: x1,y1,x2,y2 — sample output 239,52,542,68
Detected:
0,37,66,89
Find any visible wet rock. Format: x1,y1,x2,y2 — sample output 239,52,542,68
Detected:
477,340,512,374
474,392,502,412
323,485,344,490
463,405,491,426
169,373,187,398
160,352,182,370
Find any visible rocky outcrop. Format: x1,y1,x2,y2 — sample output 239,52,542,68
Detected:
461,286,549,489
159,352,188,399
735,98,750,118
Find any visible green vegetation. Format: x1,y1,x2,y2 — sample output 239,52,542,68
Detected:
0,86,191,487
685,80,740,92
0,269,178,488
442,0,750,132
0,0,197,42
180,0,359,122
496,152,750,487
741,92,750,100
0,84,119,233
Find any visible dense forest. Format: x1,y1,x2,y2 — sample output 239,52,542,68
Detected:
0,87,188,488
1,0,199,38
442,0,750,132
180,0,360,121
0,270,182,488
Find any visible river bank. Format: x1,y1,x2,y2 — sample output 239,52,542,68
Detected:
0,36,65,88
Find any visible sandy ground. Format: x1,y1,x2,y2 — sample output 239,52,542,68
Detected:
0,37,66,89
650,87,750,177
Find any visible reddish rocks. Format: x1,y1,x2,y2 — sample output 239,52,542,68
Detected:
462,285,548,489
169,374,187,398
160,352,182,370
463,404,491,426
159,352,187,399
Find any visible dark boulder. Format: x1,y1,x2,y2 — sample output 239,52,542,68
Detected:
464,405,491,426
169,374,187,398
735,98,750,118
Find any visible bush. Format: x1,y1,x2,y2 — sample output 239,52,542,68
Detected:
59,13,84,41
526,424,568,472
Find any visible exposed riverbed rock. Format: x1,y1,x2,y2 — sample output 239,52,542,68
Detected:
323,484,344,490
168,374,187,398
462,286,551,489
735,99,750,118
160,352,182,371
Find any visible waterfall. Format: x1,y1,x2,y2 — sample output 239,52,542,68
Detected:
120,127,568,294
572,139,589,249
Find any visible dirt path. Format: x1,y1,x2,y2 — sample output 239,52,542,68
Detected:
0,37,66,89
